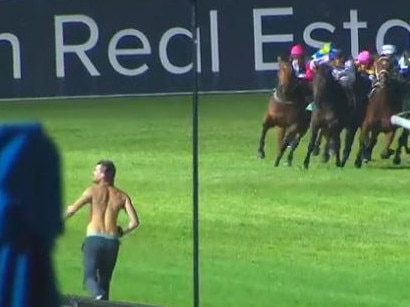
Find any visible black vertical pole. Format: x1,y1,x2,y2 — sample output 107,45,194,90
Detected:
191,0,199,307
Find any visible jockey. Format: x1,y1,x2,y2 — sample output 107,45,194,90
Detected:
307,43,336,87
308,42,332,72
355,50,373,74
380,44,397,60
312,46,357,104
289,44,310,80
306,43,335,111
289,43,313,105
355,50,376,83
328,48,355,89
379,44,400,76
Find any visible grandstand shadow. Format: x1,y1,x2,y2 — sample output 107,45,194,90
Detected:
61,295,163,307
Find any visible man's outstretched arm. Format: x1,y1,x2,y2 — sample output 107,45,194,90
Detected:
65,187,92,219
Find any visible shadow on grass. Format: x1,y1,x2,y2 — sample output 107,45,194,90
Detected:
374,163,410,170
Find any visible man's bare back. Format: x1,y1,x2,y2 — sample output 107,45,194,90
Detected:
86,184,131,236
65,161,139,238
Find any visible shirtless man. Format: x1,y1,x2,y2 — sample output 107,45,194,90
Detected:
65,160,139,301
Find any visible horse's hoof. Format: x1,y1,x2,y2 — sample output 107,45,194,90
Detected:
321,155,330,163
312,147,320,156
393,156,401,165
362,152,371,162
380,153,388,159
257,151,265,159
354,158,363,168
321,153,330,163
380,148,394,159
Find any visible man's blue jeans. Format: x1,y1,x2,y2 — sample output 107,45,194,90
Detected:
82,236,120,300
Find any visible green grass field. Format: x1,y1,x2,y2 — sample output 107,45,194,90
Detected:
0,93,410,307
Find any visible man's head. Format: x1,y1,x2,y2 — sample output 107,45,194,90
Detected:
93,160,116,185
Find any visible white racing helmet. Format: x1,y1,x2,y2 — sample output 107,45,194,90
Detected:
381,44,396,56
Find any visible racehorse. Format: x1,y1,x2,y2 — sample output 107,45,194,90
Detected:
303,60,364,169
354,55,406,168
309,60,372,161
257,56,310,166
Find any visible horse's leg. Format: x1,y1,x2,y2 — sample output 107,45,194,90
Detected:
273,127,286,166
303,124,320,170
286,136,300,167
341,125,358,167
393,128,407,165
312,129,322,156
257,116,273,159
365,130,378,162
333,131,342,167
395,128,410,156
287,124,309,167
404,129,410,154
354,123,369,168
380,130,396,159
321,134,331,163
275,130,296,167
277,126,298,167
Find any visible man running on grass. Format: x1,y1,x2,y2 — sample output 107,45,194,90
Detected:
65,160,140,300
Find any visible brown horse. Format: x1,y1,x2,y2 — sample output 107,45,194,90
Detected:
257,57,310,166
354,56,406,168
303,60,364,169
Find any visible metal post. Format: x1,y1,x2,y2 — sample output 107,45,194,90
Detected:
190,0,200,306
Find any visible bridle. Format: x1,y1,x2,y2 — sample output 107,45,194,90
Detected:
375,56,392,87
274,62,298,104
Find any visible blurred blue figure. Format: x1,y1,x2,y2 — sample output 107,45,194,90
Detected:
0,123,62,307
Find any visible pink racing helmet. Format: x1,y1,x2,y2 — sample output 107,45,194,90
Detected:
290,44,305,57
356,50,371,65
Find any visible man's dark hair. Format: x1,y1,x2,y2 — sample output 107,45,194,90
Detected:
97,160,116,184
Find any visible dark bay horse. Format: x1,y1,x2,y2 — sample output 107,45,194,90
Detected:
303,61,365,169
310,63,371,160
257,57,310,166
354,56,406,168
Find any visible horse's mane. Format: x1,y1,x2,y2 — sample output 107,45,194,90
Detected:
315,64,333,81
313,63,344,109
